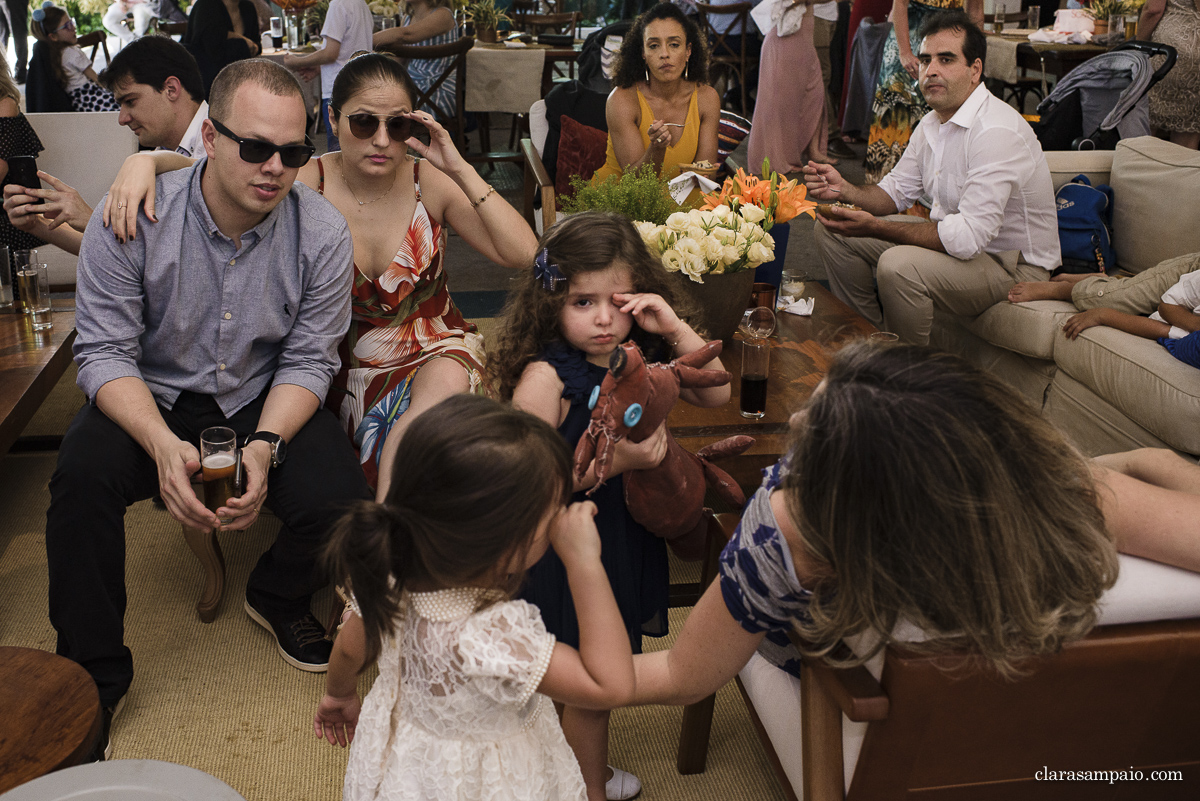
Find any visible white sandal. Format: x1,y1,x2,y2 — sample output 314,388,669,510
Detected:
605,765,642,800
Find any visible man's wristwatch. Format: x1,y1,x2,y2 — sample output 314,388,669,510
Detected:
245,431,287,469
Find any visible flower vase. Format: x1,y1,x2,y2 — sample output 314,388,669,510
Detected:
1092,19,1108,35
753,221,790,287
675,268,757,343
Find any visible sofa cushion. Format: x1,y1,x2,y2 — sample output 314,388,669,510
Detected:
1111,137,1200,274
1044,149,1113,191
1053,324,1200,454
1045,372,1174,455
964,299,1075,360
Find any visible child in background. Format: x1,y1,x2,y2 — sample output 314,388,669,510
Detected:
283,0,373,152
487,211,731,801
31,3,120,112
315,394,635,801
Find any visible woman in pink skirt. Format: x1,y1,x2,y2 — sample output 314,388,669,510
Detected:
748,0,830,174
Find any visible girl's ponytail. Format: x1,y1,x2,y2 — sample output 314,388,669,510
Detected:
324,500,416,665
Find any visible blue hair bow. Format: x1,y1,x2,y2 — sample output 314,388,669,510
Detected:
533,249,566,292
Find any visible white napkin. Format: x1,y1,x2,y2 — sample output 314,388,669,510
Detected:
504,40,528,48
1029,28,1092,44
667,172,722,205
777,295,815,316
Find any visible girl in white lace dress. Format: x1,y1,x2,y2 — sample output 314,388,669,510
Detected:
314,394,636,801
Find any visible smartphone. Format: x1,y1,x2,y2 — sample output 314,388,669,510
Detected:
6,156,40,190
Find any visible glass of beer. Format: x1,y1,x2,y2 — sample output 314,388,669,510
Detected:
0,245,12,310
739,337,770,419
17,259,51,331
201,426,241,524
270,16,284,48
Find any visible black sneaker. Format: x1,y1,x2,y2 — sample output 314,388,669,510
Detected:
86,696,126,762
244,595,332,672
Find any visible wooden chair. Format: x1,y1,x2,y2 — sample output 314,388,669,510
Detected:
984,11,1045,111
527,11,581,81
520,87,609,234
675,522,1200,798
984,10,1031,32
695,1,753,114
76,30,110,67
159,20,189,37
375,36,473,154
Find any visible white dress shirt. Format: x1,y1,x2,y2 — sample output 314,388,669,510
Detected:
171,101,209,158
877,83,1061,270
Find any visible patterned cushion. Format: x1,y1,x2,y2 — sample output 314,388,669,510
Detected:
555,116,609,200
717,109,752,163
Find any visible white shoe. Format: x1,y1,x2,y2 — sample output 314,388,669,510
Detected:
605,765,641,800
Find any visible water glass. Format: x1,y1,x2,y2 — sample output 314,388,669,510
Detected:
739,337,770,419
380,16,396,30
17,260,51,330
1108,14,1125,39
286,15,302,49
1027,5,1040,30
0,245,12,310
993,2,1006,32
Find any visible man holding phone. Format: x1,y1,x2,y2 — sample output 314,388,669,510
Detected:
44,59,371,761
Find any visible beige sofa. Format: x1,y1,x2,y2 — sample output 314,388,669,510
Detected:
24,112,140,287
929,137,1200,457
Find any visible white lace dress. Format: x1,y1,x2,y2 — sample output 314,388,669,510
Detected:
344,587,587,801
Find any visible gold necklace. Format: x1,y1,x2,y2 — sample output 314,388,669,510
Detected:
339,155,397,206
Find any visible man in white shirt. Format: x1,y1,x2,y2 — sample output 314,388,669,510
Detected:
805,9,1059,344
101,36,209,157
284,0,374,151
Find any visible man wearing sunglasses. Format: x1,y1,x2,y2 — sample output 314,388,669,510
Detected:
47,58,371,759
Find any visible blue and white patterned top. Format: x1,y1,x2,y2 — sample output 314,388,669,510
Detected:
403,14,459,120
718,457,814,678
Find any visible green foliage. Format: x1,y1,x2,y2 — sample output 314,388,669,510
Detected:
1086,0,1132,18
562,165,679,226
465,0,512,30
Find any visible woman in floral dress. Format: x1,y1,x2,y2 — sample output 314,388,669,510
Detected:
863,0,982,184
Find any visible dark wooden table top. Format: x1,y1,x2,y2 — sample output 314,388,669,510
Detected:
0,646,101,792
0,302,77,456
669,283,875,493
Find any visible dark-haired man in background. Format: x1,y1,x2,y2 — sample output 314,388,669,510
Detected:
805,9,1060,345
3,36,210,253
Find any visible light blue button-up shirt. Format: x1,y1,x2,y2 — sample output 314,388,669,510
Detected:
74,158,354,416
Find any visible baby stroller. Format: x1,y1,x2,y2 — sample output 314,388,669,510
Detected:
1033,41,1176,151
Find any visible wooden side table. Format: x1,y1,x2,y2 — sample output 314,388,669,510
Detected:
0,647,101,793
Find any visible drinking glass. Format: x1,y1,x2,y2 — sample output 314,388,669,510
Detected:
380,16,396,29
1108,14,1125,39
1027,5,1041,30
739,337,770,419
201,426,241,523
0,245,12,310
740,305,776,339
1125,14,1138,39
749,282,776,312
270,15,283,48
286,15,302,49
994,2,1006,32
781,268,809,298
16,260,51,330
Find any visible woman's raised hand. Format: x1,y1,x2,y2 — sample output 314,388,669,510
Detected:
103,152,160,243
402,110,468,177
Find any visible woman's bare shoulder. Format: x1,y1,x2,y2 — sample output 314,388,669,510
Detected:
0,97,19,118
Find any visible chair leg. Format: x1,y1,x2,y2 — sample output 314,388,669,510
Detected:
181,524,225,623
677,692,718,774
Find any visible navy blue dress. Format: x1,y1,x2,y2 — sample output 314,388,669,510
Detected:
519,342,669,653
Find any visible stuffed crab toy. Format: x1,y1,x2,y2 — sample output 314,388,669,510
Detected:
574,340,754,560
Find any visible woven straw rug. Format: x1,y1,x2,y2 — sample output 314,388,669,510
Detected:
0,366,786,800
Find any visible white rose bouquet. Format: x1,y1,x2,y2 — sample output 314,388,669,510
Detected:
636,205,776,284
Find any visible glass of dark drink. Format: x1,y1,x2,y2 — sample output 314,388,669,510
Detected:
201,426,241,524
270,16,284,49
739,336,770,419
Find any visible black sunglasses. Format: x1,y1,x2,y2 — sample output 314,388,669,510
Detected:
210,118,315,168
334,110,413,142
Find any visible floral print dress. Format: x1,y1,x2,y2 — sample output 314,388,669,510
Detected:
321,157,485,489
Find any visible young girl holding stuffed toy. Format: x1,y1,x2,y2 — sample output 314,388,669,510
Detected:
487,210,730,801
30,3,119,112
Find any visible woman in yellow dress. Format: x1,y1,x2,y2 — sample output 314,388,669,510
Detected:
592,3,720,191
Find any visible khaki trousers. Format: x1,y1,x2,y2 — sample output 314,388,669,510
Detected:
815,215,1050,344
1072,252,1200,314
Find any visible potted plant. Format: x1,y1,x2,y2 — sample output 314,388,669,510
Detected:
465,0,511,43
1083,0,1131,34
561,165,680,226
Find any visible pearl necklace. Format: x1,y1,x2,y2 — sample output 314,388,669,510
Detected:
339,156,397,206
